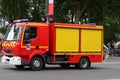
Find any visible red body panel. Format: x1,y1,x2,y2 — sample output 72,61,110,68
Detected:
49,23,56,54
20,23,49,62
2,41,21,56
68,54,103,64
37,26,49,46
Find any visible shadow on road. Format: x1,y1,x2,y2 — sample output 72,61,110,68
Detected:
2,66,106,72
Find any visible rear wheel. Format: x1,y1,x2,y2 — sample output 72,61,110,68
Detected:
30,57,44,71
77,57,90,69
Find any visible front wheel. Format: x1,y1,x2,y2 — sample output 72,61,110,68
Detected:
77,57,91,69
30,57,44,71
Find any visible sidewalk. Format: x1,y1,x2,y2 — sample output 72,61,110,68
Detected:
105,56,120,62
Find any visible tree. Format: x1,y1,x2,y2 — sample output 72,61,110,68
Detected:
79,0,120,43
28,0,45,22
0,0,29,22
0,0,120,43
102,0,120,43
54,0,70,23
55,0,91,23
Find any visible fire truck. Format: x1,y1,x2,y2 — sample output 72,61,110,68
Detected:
1,19,104,70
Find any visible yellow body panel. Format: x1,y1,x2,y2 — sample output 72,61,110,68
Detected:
81,29,102,52
56,28,79,52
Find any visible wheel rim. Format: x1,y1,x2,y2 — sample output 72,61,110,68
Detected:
33,60,41,68
80,59,88,68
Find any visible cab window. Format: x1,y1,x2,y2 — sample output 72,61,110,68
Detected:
24,26,37,41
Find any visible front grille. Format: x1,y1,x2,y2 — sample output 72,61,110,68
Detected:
3,49,14,53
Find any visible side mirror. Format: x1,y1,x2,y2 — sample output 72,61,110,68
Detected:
23,33,30,43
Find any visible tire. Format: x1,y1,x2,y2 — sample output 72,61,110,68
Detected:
30,57,44,71
77,57,90,69
15,65,24,69
59,63,70,68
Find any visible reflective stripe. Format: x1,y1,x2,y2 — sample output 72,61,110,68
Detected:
55,53,102,55
21,46,48,49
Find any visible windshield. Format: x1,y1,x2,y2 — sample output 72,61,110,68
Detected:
4,25,23,41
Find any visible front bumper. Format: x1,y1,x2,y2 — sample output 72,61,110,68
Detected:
1,55,21,65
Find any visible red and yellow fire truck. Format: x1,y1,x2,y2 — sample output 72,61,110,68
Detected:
1,19,104,70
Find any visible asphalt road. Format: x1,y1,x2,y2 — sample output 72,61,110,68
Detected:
0,57,120,80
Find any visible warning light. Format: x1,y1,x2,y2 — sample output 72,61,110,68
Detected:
13,19,29,23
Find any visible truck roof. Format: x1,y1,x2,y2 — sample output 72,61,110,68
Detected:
54,23,103,29
13,22,48,27
13,22,103,29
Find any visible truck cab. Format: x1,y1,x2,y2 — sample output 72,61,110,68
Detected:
1,19,49,70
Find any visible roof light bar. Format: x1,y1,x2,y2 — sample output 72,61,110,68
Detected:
13,19,29,23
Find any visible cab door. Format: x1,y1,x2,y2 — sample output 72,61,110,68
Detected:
21,25,49,56
21,26,38,56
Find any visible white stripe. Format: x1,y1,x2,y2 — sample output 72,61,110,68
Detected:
49,0,53,3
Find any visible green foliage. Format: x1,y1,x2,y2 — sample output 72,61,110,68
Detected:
0,0,120,43
28,0,45,22
54,0,70,23
0,0,29,22
102,0,120,43
54,0,90,23
0,27,7,34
